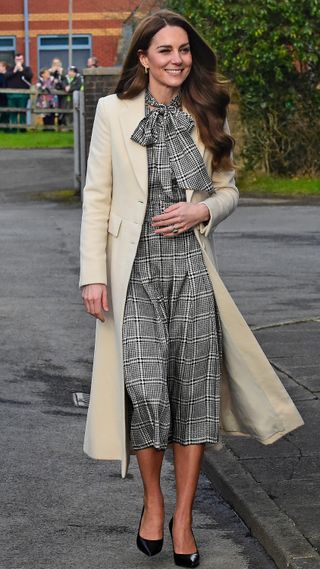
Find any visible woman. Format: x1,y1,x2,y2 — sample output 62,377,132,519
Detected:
49,58,65,89
80,9,303,568
36,68,56,127
49,58,66,126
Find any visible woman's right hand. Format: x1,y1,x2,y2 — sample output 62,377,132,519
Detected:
81,284,108,322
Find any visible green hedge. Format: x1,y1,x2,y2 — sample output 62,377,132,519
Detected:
168,0,320,175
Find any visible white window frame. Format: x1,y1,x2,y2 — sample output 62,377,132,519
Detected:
37,34,92,71
0,35,16,52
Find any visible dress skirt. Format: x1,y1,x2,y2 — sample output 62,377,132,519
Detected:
122,140,222,451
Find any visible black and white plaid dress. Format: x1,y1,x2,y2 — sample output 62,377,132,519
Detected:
122,90,222,450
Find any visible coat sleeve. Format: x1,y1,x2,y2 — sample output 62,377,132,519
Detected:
24,66,33,82
69,75,82,92
198,118,239,237
79,97,112,287
4,68,14,80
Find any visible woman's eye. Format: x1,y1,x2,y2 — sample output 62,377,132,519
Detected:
159,49,170,53
181,47,190,53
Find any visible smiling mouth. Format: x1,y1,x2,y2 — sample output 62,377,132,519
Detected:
164,69,184,74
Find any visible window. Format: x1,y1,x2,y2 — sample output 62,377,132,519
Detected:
37,35,91,74
0,36,16,65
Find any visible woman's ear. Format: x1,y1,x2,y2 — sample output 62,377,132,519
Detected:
137,50,148,70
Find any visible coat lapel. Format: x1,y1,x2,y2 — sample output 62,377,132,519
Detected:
119,91,148,194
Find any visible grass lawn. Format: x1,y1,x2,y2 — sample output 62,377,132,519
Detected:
239,174,320,197
0,131,74,148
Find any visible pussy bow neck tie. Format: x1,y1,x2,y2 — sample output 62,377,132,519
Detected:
131,90,214,194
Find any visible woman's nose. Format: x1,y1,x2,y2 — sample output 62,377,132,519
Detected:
171,51,183,65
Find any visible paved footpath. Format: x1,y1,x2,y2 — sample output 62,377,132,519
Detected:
204,203,320,569
0,196,277,569
0,175,319,568
0,149,74,198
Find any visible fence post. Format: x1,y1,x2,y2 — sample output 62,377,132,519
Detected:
73,90,80,191
29,89,37,129
79,90,86,200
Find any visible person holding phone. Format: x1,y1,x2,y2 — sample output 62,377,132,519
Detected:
5,53,33,130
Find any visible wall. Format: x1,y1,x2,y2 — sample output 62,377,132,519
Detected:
0,0,162,78
83,66,121,158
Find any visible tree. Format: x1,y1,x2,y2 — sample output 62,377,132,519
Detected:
168,0,320,175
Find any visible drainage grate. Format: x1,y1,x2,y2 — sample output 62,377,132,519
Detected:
72,392,90,408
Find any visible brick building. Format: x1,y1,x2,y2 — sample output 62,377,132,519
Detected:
0,0,163,81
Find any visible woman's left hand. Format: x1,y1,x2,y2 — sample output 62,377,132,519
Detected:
152,202,210,236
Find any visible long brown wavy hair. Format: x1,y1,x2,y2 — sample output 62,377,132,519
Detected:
115,9,234,171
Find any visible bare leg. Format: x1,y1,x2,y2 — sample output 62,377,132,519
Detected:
136,447,165,539
172,443,205,553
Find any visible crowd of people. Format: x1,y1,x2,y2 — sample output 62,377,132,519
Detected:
0,53,99,130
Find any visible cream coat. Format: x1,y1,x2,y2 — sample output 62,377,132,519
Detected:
79,90,303,478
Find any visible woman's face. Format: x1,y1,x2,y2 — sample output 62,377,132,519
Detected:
139,25,192,94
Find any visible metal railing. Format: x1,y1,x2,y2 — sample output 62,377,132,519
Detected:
73,90,85,191
0,87,74,131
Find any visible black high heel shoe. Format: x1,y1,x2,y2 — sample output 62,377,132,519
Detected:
136,506,163,557
169,517,200,568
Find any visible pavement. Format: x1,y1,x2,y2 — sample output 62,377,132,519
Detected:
0,184,277,569
0,148,74,199
0,149,319,569
202,204,320,569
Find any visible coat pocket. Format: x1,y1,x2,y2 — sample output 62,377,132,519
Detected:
108,212,122,237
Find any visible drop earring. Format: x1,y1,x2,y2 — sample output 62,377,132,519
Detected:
144,67,149,75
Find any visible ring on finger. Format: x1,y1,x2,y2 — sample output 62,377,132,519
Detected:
172,225,179,234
